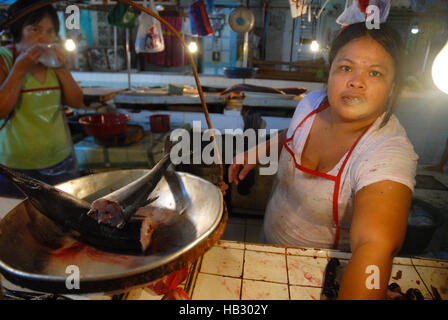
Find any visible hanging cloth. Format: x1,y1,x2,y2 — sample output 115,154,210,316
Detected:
189,0,214,37
146,16,189,67
289,0,312,19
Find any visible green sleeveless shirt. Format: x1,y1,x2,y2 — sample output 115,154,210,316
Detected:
0,46,71,169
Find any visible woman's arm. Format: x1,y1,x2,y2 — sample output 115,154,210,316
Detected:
337,180,412,300
0,45,43,118
53,46,83,108
53,67,84,108
228,128,287,184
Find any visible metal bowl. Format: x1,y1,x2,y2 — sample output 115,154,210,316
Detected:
0,170,226,294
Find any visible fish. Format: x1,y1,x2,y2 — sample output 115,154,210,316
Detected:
218,84,286,96
278,88,307,96
87,153,172,229
0,164,154,253
217,84,307,96
387,283,424,300
321,258,340,300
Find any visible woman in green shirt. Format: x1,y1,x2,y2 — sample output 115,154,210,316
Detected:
0,1,83,197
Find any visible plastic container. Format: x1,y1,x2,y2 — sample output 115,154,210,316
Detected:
150,114,170,133
38,44,62,68
79,113,130,137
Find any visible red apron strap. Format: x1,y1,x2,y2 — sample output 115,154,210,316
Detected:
331,122,374,249
285,102,329,144
283,102,335,180
21,86,61,93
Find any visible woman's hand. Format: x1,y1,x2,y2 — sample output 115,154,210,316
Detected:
228,150,257,185
15,44,43,71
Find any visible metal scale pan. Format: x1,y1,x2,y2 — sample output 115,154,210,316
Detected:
0,170,227,294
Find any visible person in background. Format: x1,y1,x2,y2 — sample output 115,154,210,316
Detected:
228,22,418,299
0,1,83,198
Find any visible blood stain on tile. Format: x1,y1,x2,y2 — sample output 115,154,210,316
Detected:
287,256,326,287
392,270,402,280
304,272,314,282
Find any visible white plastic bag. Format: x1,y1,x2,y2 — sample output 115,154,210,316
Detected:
336,0,391,26
289,0,312,19
336,0,366,26
135,0,165,53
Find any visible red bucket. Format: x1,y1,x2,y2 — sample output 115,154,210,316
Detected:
79,113,130,137
149,114,170,133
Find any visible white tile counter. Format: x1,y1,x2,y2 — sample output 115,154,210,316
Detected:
121,240,447,300
176,240,447,300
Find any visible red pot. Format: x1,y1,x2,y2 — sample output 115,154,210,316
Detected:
79,113,130,137
149,114,170,133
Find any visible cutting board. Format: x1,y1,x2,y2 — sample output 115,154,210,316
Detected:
82,87,125,104
94,124,144,147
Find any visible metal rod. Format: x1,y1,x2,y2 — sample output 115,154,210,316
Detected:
243,32,249,68
289,18,296,72
114,26,117,70
126,28,131,89
316,0,332,19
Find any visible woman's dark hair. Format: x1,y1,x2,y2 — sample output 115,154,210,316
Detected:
329,22,404,83
7,1,59,43
328,23,405,127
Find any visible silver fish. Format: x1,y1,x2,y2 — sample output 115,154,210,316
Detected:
0,164,154,253
87,153,172,229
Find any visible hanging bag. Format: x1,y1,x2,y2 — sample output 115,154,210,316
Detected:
135,0,165,53
336,0,391,26
107,2,137,28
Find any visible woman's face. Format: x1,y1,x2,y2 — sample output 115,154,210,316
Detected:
19,14,57,48
327,35,396,123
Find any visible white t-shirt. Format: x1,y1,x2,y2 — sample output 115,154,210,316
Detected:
263,90,418,252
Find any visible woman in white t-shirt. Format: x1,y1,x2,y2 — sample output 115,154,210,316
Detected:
228,22,418,299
